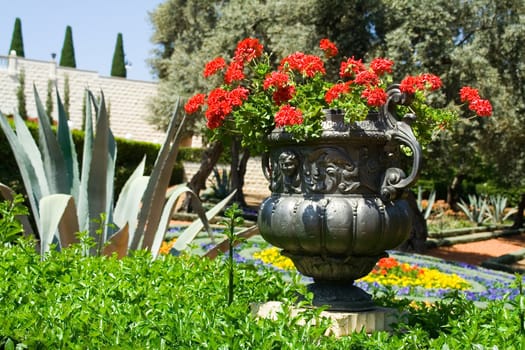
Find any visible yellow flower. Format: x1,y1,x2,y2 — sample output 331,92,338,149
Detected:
253,247,296,270
159,238,177,255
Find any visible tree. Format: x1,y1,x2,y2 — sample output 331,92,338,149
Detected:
45,80,54,121
9,18,25,57
148,0,382,209
64,75,70,118
59,26,77,68
375,0,525,227
111,33,126,77
16,69,27,119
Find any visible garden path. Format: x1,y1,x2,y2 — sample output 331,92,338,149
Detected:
424,233,525,267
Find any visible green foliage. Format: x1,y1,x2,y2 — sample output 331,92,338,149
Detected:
16,69,27,119
45,80,54,120
59,26,76,68
0,239,524,348
8,18,24,57
0,194,28,244
457,194,489,226
416,186,436,220
63,75,70,117
0,88,219,258
110,33,126,78
203,167,231,201
220,203,245,305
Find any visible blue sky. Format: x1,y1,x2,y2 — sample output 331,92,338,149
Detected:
0,0,164,82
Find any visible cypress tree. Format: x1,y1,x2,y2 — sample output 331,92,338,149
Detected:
16,69,27,119
46,80,54,121
9,18,25,57
110,33,126,78
59,26,77,68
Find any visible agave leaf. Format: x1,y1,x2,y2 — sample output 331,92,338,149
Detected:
0,182,34,236
86,92,116,253
114,174,150,246
0,112,43,230
33,86,69,194
77,90,95,232
13,114,49,197
103,224,129,259
39,194,80,255
149,184,208,259
113,157,146,227
133,100,186,250
55,90,80,201
204,225,259,260
172,190,237,252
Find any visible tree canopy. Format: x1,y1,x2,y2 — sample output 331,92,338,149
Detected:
111,33,126,78
9,18,25,57
59,26,77,68
147,0,525,215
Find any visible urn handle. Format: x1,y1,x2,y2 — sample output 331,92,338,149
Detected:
380,85,422,201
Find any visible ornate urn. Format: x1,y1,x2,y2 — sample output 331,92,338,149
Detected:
257,86,422,310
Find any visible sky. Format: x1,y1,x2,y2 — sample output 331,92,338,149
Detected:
0,0,164,82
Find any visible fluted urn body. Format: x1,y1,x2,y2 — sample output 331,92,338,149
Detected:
257,90,422,310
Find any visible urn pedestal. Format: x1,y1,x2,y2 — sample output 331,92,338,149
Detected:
257,88,422,310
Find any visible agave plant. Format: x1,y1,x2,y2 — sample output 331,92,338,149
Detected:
0,86,231,258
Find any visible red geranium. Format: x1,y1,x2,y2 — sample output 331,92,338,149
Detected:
279,52,326,78
361,87,388,107
319,38,338,58
203,57,226,78
274,105,303,127
183,37,493,153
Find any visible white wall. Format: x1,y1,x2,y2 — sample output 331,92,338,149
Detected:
0,52,165,143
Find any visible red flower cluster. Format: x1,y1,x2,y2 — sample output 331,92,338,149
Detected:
340,57,367,78
184,36,493,150
234,37,263,63
336,57,394,107
371,257,424,277
325,82,350,104
203,87,248,129
370,58,394,76
274,105,303,127
185,38,262,127
319,38,338,58
361,87,388,107
263,71,296,105
399,73,442,94
279,52,326,78
203,57,226,78
460,86,492,117
184,93,206,114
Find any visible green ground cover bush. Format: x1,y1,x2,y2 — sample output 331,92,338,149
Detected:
0,237,523,349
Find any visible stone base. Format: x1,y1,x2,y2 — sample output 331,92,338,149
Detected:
251,301,397,337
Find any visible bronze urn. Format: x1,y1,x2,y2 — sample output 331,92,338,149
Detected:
257,85,422,310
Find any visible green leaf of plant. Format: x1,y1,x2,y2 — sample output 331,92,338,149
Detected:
86,92,116,253
77,90,95,232
173,190,237,252
133,99,186,250
56,90,80,200
149,184,204,259
33,85,69,194
39,194,80,255
0,182,34,236
113,174,150,247
0,112,44,230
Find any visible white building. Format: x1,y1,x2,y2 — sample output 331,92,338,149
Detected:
0,51,165,143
